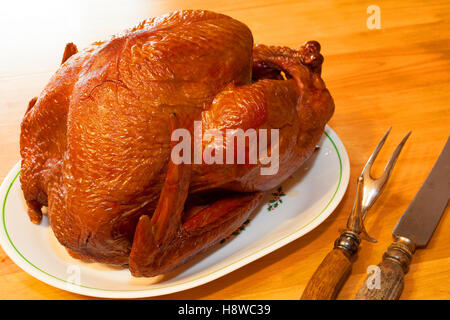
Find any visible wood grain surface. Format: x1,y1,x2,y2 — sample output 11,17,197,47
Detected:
0,0,449,299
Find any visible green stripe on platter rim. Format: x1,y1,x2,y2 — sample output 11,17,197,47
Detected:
2,130,343,293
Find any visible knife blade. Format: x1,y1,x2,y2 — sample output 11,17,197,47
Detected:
355,137,450,300
393,137,450,246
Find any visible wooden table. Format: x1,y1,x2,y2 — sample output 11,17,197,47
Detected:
0,0,449,300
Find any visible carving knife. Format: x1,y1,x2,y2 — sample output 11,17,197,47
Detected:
355,137,450,300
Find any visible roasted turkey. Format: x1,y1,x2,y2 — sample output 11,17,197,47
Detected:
20,10,334,277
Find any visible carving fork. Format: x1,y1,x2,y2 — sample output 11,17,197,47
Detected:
301,128,411,300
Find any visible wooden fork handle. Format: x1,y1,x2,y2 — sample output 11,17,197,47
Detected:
301,232,360,300
301,248,353,300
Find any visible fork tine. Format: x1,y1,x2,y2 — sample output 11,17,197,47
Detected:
361,127,392,179
381,131,411,180
345,128,411,243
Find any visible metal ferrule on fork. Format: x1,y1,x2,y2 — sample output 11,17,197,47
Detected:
334,231,361,256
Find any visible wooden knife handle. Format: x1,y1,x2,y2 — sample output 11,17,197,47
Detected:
355,237,415,300
301,232,360,300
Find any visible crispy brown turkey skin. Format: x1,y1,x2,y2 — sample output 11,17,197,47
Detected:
20,10,334,277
